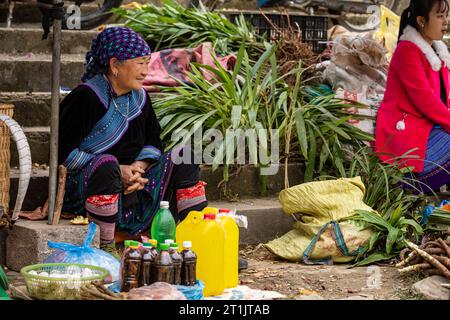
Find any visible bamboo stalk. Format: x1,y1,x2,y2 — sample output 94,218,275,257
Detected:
405,241,450,279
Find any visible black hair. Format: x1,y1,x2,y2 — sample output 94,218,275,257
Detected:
398,0,449,41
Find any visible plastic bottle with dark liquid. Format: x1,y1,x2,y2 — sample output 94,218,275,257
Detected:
169,243,183,285
121,243,142,292
151,243,174,284
139,243,154,286
181,241,197,286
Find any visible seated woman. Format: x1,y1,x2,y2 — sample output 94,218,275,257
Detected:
375,0,450,193
58,27,208,254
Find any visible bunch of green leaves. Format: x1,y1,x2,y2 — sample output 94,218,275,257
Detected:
343,146,427,215
153,42,283,185
425,207,450,232
337,146,427,265
279,83,374,183
153,41,377,192
112,0,264,57
348,205,423,266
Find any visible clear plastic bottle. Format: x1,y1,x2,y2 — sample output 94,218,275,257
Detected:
169,243,183,285
151,243,174,284
180,241,197,286
150,201,176,245
121,243,142,292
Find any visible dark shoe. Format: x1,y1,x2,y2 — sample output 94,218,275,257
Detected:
100,241,120,260
238,257,248,273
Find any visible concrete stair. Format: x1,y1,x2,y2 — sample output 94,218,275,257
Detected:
0,53,85,92
0,0,160,27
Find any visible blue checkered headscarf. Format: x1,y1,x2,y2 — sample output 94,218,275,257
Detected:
81,27,151,82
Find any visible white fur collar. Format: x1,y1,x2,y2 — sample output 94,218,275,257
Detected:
399,25,450,71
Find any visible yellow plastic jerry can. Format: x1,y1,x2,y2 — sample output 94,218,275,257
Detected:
218,208,239,288
176,210,226,297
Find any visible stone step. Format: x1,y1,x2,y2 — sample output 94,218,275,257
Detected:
2,196,291,271
9,127,50,169
0,53,85,92
8,162,303,210
0,0,162,27
210,197,291,245
0,27,98,55
0,91,165,127
0,92,56,127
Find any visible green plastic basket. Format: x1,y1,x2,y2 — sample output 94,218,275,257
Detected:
20,263,109,300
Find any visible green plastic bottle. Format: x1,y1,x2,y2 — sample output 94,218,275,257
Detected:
150,201,176,246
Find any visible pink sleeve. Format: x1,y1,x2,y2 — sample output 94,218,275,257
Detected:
391,42,450,133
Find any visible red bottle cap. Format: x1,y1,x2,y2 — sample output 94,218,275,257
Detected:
219,208,232,214
203,213,216,220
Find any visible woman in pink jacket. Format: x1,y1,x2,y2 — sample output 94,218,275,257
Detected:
375,0,450,193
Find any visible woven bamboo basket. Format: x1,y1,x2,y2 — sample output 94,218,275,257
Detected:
0,104,14,215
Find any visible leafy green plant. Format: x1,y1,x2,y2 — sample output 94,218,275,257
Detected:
342,145,428,216
153,43,282,188
112,0,264,57
280,84,374,184
347,205,423,266
153,40,376,196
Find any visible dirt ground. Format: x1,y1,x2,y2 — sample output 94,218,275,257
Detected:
4,245,427,300
239,244,427,300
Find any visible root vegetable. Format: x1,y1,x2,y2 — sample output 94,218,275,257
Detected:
423,248,445,255
437,238,450,256
433,256,450,269
398,263,433,272
395,251,418,267
422,241,440,249
424,269,445,277
91,281,122,299
81,284,121,300
405,241,450,279
400,248,411,261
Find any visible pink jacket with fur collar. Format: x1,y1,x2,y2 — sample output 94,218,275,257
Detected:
375,25,450,173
